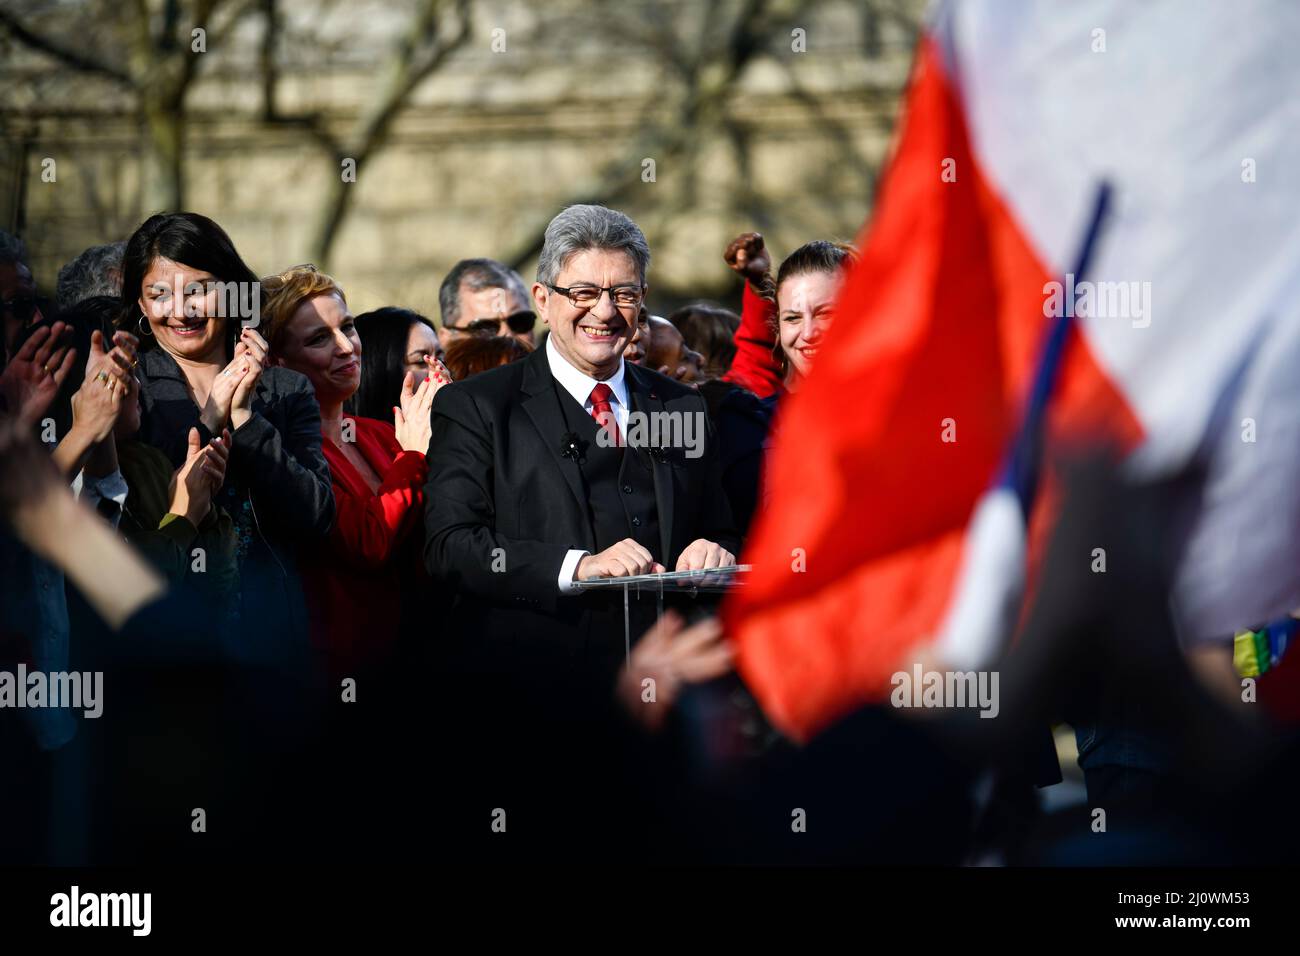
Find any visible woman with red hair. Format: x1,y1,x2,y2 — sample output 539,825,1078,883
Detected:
262,265,450,677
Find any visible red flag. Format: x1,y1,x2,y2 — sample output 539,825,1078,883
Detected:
722,37,1138,742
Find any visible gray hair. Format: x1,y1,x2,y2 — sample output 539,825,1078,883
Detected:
535,204,650,288
56,241,126,311
0,230,27,267
438,257,530,329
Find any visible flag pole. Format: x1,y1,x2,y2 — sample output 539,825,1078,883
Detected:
934,182,1113,670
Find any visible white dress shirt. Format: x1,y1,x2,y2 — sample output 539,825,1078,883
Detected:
547,335,630,593
545,334,630,434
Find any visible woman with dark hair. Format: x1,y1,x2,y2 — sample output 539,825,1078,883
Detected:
667,302,740,378
347,306,442,424
771,239,854,389
723,232,853,398
119,212,334,670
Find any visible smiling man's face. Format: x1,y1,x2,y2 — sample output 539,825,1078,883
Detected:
533,248,641,380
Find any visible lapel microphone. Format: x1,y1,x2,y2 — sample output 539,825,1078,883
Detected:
559,431,586,464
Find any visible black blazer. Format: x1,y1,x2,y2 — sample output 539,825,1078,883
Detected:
135,347,334,538
135,346,334,672
423,348,738,683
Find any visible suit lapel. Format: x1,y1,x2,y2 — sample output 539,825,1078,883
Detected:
520,348,594,549
626,364,675,565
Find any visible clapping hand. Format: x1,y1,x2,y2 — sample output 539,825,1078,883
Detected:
229,327,268,430
0,321,76,426
393,358,452,453
168,426,230,526
70,330,137,443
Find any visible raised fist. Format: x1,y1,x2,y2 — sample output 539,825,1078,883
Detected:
723,232,772,289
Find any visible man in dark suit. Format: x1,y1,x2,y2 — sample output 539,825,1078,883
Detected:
421,207,738,846
424,205,738,708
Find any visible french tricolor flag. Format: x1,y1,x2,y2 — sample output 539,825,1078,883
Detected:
723,1,1300,741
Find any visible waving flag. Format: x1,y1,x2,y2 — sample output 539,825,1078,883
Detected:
724,0,1300,741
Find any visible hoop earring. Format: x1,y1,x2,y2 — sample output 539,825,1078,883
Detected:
137,313,154,336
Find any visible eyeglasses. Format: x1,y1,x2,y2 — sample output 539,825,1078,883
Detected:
547,284,644,311
450,310,535,335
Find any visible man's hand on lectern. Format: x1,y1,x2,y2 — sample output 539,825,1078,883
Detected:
675,538,735,572
575,537,667,580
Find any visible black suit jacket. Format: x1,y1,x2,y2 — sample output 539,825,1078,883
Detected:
423,347,738,688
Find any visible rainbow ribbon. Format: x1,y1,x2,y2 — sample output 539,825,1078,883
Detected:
1233,615,1298,677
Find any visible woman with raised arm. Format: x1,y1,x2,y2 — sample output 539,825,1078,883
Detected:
723,232,854,399
714,234,856,535
346,306,443,424
119,213,334,670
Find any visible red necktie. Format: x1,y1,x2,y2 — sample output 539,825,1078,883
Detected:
589,383,622,447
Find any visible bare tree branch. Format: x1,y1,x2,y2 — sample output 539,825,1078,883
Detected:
205,0,261,50
305,0,474,266
502,0,808,272
0,8,131,84
348,0,472,165
258,0,280,119
776,57,878,199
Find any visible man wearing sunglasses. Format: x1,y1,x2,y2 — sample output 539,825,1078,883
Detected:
437,257,536,350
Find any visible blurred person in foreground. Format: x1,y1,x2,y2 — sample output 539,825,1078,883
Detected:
0,303,148,863
0,409,342,864
1,311,138,758
347,306,443,425
437,257,535,350
263,265,447,678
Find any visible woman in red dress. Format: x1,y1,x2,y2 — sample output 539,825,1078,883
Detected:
261,265,449,678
